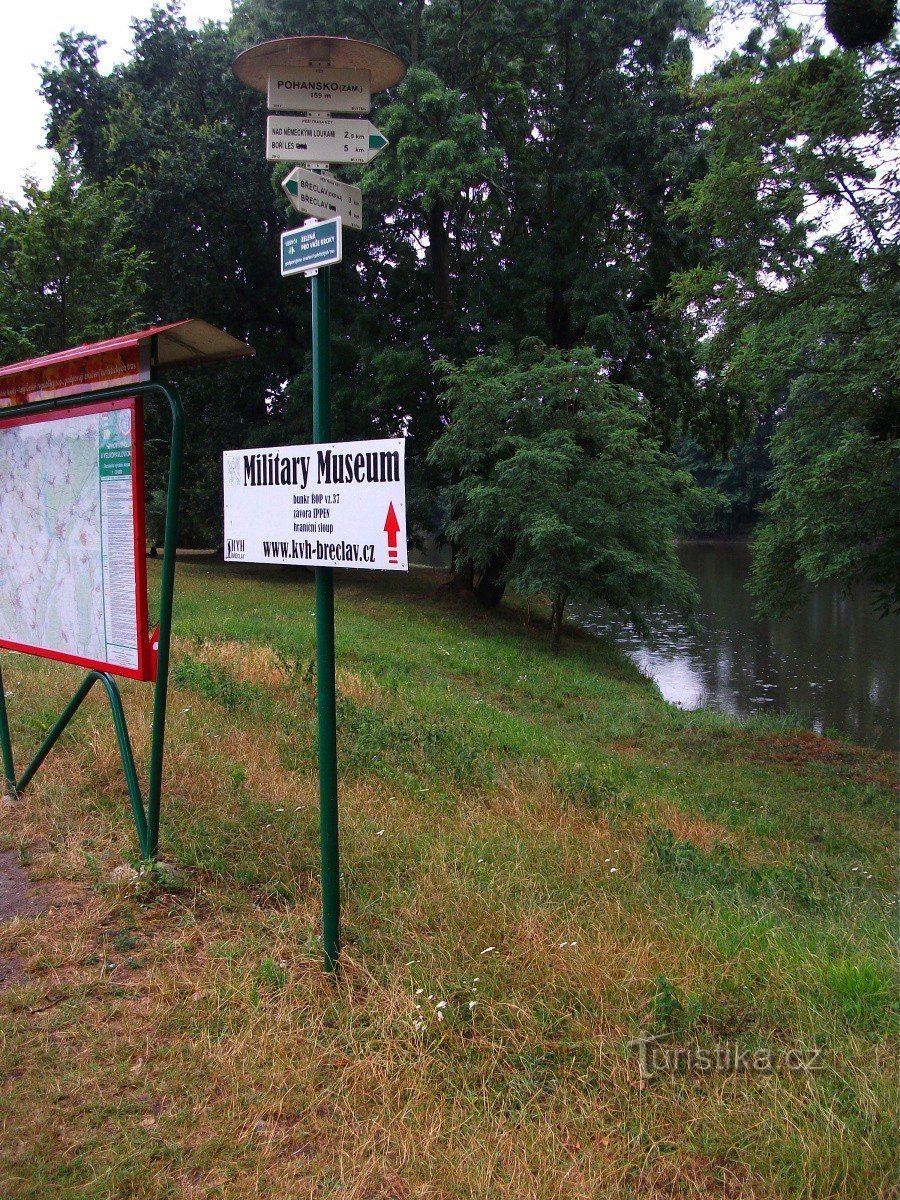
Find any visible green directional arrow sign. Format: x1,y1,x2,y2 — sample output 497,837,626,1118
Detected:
266,116,390,165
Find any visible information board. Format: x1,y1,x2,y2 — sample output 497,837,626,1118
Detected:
0,398,153,680
223,437,407,571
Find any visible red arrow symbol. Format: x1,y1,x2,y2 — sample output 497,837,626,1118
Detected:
384,502,400,563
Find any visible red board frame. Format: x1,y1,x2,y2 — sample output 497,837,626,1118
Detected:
0,397,154,682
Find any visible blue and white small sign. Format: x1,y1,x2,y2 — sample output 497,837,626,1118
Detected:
281,217,342,276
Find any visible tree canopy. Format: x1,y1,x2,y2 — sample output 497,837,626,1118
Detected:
0,151,149,361
0,0,893,626
429,342,709,647
668,21,899,613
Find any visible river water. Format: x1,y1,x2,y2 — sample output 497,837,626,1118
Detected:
575,540,899,751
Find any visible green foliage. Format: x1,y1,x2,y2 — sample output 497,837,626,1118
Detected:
37,11,291,544
652,973,688,1032
750,247,899,614
643,823,858,910
0,151,149,360
825,0,897,50
171,657,259,711
255,957,287,991
429,341,712,647
335,695,493,793
557,762,633,813
669,26,899,612
675,412,775,534
30,0,719,547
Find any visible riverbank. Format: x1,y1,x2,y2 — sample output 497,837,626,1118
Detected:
576,538,899,751
1,561,896,1198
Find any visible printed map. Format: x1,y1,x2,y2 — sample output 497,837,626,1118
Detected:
0,407,140,673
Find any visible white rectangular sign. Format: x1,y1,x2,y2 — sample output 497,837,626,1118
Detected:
267,67,371,114
282,167,362,230
266,115,388,164
223,438,408,572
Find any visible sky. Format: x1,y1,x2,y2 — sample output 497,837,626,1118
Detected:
1,1,234,200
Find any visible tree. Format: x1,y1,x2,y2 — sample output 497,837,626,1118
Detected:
36,0,723,550
428,342,710,650
0,150,149,362
668,24,899,613
231,0,718,520
39,8,295,541
675,410,776,535
750,248,899,614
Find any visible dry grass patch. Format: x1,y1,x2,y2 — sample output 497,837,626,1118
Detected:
0,567,894,1198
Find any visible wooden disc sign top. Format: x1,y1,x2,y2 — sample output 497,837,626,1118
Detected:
232,36,406,95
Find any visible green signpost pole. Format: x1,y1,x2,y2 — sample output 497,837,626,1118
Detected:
0,659,15,794
312,265,341,975
231,34,406,977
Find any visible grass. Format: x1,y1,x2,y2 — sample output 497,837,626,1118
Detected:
0,557,896,1199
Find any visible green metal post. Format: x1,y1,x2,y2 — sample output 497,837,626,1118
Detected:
16,671,149,855
145,383,184,860
0,660,15,794
312,265,341,975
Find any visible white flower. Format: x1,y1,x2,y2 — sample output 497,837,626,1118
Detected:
436,1010,444,1021
435,1000,447,1010
610,867,618,874
480,946,496,955
376,829,385,836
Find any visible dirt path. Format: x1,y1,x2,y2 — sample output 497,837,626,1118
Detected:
0,850,41,922
0,850,40,990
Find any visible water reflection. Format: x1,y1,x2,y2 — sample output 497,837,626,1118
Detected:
575,541,899,750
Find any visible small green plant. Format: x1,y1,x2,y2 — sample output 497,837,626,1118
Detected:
652,974,685,1032
228,764,247,789
558,762,632,813
111,929,139,954
273,649,316,686
256,957,287,990
644,825,846,910
824,960,895,1031
172,657,257,710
